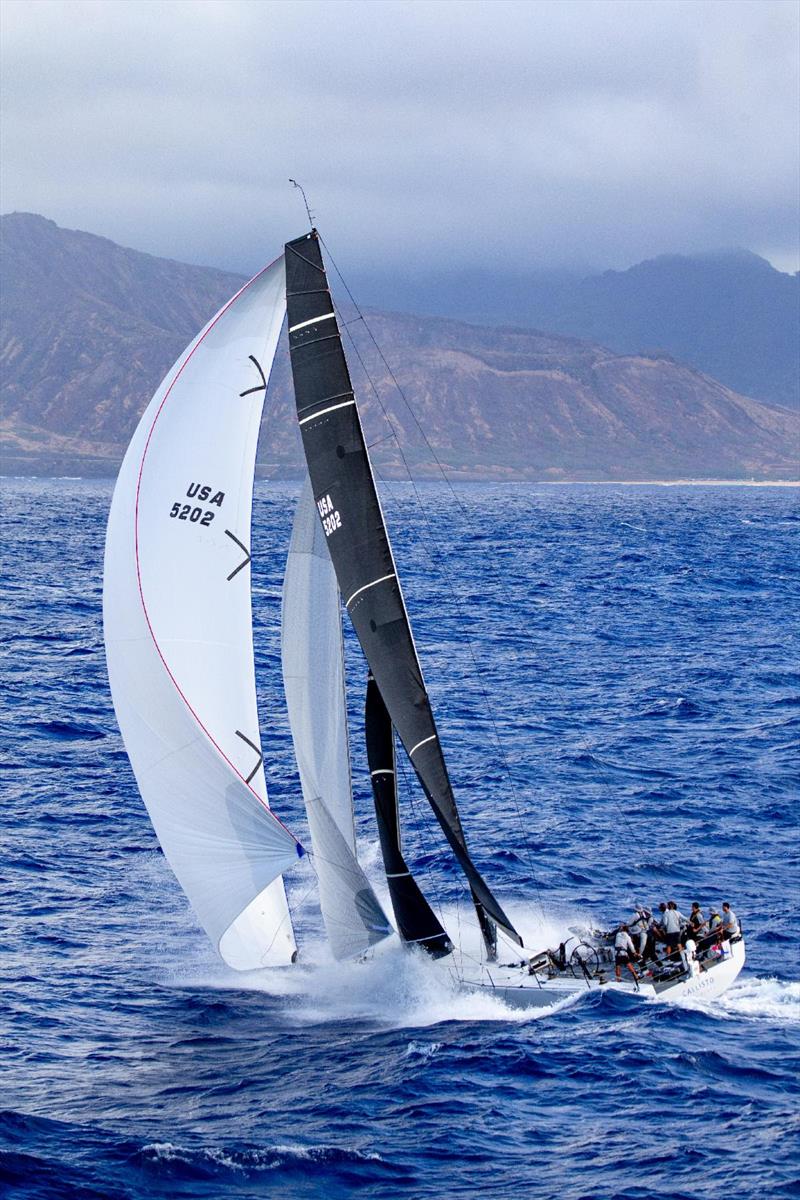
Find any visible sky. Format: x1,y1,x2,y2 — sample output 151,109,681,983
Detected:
1,0,798,278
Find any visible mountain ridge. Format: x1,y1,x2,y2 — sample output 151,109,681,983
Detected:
352,247,799,411
1,212,797,480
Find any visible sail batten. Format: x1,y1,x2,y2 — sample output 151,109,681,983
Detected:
104,256,300,970
285,231,521,952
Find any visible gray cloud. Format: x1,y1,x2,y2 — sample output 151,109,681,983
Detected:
2,0,798,276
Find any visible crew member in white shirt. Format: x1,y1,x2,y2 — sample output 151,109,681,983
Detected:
614,924,639,984
661,901,685,958
720,903,739,940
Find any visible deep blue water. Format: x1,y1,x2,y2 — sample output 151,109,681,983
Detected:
2,478,799,1200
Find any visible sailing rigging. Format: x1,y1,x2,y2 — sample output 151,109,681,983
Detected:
284,229,521,959
103,223,745,1005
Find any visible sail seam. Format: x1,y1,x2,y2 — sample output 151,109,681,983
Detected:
298,399,356,426
408,734,437,757
345,573,396,608
133,255,298,842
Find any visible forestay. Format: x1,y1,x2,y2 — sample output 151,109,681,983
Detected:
103,257,301,970
282,480,393,959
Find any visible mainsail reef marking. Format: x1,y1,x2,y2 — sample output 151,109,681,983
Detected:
345,573,396,608
239,355,267,397
224,529,251,581
289,312,335,333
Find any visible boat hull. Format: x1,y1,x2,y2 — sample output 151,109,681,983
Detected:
447,937,745,1010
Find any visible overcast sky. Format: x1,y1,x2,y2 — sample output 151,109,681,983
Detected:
2,0,798,277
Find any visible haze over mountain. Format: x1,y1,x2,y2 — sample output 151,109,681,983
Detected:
354,249,800,411
1,213,797,481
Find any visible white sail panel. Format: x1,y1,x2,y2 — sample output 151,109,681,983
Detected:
104,257,300,969
281,481,393,959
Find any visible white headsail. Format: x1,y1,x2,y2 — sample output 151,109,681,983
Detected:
103,256,301,970
281,480,393,959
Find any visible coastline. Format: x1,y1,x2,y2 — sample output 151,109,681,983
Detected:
537,478,800,487
2,474,798,487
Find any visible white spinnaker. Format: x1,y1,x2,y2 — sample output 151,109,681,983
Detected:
281,481,393,959
103,257,300,970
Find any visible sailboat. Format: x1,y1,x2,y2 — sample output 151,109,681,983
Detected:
103,230,745,1006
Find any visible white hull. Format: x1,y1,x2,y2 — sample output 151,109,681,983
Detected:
440,938,746,1010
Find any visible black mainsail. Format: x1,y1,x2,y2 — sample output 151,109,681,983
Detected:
285,230,522,954
365,673,452,957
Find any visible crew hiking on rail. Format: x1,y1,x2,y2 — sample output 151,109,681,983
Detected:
616,899,740,975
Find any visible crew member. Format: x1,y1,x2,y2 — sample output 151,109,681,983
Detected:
629,906,651,956
720,902,740,940
614,924,639,984
662,900,685,958
698,907,723,953
687,903,707,940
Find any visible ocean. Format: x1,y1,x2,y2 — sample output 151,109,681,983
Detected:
2,477,798,1200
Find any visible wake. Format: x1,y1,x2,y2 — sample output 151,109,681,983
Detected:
668,974,800,1022
164,895,799,1029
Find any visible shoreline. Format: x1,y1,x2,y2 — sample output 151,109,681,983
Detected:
537,478,800,487
2,474,798,488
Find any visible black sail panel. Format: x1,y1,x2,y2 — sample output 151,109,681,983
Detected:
365,674,452,957
285,231,521,951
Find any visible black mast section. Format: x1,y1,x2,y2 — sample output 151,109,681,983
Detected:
285,230,522,954
365,674,452,957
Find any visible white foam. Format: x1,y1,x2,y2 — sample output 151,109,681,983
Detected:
405,1040,443,1060
139,1141,382,1170
714,976,800,1022
166,901,594,1028
673,975,800,1022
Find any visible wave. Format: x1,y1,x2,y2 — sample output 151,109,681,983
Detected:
5,479,800,1200
672,975,800,1023
0,1111,407,1195
27,720,106,741
134,1140,395,1177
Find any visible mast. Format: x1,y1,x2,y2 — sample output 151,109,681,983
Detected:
365,674,452,957
284,230,521,956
